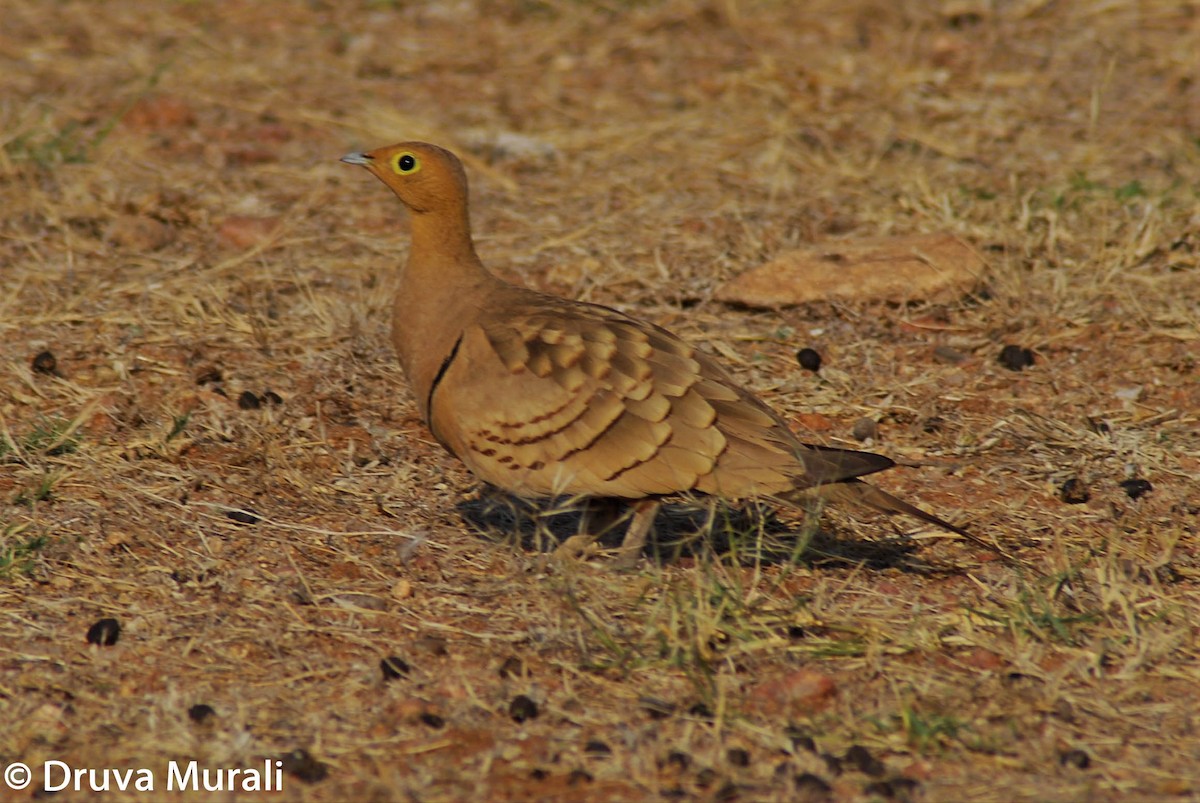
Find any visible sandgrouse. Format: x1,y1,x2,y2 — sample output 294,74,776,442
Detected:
341,141,969,567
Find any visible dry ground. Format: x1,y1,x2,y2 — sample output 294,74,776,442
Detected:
2,1,1199,801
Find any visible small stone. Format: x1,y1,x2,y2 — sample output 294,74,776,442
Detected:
1113,386,1143,402
796,347,822,372
1119,478,1153,500
415,636,448,655
86,617,121,646
218,215,282,250
391,579,413,600
238,390,262,410
380,656,411,680
188,704,216,724
32,350,59,376
845,744,885,776
509,694,539,722
997,344,1035,371
280,748,328,783
932,344,968,364
748,670,838,717
851,417,878,442
1059,478,1091,504
1058,748,1090,769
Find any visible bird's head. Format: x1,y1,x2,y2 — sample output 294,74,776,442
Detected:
340,141,469,215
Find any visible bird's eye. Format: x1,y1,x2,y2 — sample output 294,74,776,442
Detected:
393,153,419,174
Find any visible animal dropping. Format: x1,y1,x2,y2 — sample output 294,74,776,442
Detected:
341,142,971,567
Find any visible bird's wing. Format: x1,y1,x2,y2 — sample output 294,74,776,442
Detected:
426,294,888,499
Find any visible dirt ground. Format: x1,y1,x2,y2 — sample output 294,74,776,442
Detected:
2,1,1198,801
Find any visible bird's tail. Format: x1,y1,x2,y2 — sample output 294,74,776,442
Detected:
782,480,969,535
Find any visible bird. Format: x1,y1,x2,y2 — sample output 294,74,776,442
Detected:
340,141,972,567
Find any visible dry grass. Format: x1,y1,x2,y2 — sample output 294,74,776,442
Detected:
2,1,1199,800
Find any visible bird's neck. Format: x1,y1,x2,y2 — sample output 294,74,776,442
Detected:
392,208,498,418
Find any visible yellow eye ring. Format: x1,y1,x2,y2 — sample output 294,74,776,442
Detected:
392,152,420,175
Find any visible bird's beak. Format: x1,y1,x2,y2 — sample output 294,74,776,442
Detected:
340,152,372,166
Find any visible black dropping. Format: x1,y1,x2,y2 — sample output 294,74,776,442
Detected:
784,725,817,753
262,390,284,405
86,617,121,646
664,751,691,770
195,366,223,385
530,768,549,781
509,694,539,723
864,778,914,798
796,347,822,372
566,769,593,785
498,655,525,678
187,704,216,724
726,747,750,767
845,744,885,777
1059,748,1090,769
715,780,739,801
997,344,1035,371
794,772,833,793
687,701,714,720
238,390,262,410
922,416,946,433
418,712,445,728
584,739,611,757
1120,478,1153,500
225,508,261,525
786,625,807,639
694,768,718,788
820,753,843,776
32,350,59,376
639,697,676,719
1059,478,1091,504
280,749,328,783
380,655,411,680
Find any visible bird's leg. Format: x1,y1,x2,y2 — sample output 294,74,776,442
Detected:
551,497,623,563
610,499,659,570
552,498,658,568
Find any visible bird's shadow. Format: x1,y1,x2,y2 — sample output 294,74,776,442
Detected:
456,488,943,574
